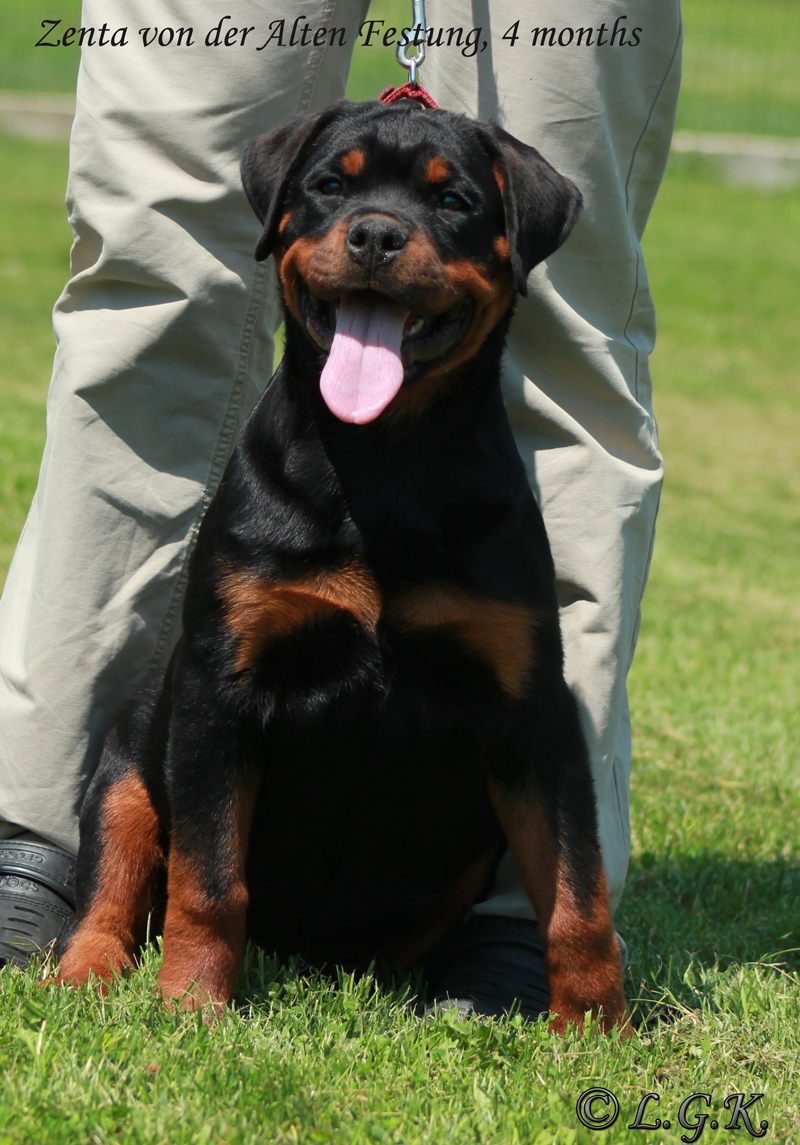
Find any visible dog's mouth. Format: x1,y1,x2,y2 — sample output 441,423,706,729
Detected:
300,284,473,424
302,286,471,362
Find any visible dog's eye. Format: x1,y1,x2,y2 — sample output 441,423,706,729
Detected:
439,192,466,211
317,177,343,195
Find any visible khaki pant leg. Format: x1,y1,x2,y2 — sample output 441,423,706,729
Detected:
425,1,682,915
0,0,369,850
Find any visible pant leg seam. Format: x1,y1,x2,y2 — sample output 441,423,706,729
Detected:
621,18,683,402
297,0,344,114
143,259,270,684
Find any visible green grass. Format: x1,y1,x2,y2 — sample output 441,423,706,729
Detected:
3,947,798,1145
678,0,800,137
0,0,82,93
2,62,800,1145
0,131,71,575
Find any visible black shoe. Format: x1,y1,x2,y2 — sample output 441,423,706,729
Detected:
0,838,76,969
425,915,550,1020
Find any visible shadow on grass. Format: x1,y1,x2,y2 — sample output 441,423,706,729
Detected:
228,852,800,1032
233,945,427,1023
621,851,800,1026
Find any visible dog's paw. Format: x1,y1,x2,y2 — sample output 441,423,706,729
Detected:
52,927,136,992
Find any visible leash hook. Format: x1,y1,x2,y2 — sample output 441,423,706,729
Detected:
396,0,428,86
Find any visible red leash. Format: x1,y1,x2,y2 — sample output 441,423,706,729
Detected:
378,82,438,109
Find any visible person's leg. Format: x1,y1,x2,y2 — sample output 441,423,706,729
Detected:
424,1,681,1010
0,1,368,964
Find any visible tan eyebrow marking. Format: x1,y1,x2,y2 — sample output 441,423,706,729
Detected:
426,156,450,183
341,148,367,176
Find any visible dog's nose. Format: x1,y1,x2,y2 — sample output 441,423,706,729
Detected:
346,216,408,268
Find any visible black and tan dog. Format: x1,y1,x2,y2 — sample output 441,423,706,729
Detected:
57,98,628,1034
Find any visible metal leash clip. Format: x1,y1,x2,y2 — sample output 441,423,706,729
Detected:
396,0,428,86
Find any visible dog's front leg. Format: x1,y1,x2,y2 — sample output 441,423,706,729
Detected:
489,681,629,1035
57,721,166,989
158,687,260,1011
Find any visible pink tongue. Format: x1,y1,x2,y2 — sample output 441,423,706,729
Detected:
320,293,409,424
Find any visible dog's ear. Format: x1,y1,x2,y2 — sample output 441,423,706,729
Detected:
479,123,583,296
241,101,351,262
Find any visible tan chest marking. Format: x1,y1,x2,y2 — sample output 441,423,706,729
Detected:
388,583,537,700
219,559,382,674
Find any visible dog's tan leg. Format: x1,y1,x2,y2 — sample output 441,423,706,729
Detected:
489,780,629,1035
58,769,164,988
157,770,259,1011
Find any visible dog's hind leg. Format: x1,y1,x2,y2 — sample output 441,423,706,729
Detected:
57,721,166,989
489,682,629,1035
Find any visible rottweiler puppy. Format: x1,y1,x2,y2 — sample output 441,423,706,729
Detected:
57,98,628,1034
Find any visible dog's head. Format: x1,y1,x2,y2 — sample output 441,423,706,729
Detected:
242,100,582,423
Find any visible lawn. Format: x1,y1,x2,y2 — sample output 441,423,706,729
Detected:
1,7,800,1143
678,0,800,136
